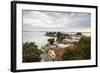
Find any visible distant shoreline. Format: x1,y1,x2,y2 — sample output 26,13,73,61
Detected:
23,31,91,33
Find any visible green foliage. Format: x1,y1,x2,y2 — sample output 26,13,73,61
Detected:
78,36,91,59
45,32,56,37
48,38,54,45
62,49,83,60
62,36,91,60
56,32,64,42
62,49,73,60
76,32,82,35
23,42,42,62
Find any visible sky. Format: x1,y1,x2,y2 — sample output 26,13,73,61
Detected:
23,10,91,32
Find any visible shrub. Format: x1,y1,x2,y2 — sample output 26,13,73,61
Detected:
48,38,54,45
23,42,42,62
76,32,82,36
78,36,91,59
62,49,83,60
62,36,91,60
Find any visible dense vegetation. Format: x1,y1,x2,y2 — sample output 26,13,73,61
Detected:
48,38,55,45
56,32,67,43
76,32,82,36
78,36,91,59
23,42,42,62
46,32,66,42
45,32,56,37
62,36,91,60
62,49,83,60
23,32,91,62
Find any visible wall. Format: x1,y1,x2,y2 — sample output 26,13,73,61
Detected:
0,0,99,73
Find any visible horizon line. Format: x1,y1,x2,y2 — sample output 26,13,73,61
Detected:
23,31,91,33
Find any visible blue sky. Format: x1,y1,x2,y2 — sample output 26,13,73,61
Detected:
23,10,91,32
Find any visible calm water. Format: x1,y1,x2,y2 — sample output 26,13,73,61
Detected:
23,32,91,49
23,32,54,49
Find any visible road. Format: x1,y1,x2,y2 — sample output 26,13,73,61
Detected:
40,52,53,62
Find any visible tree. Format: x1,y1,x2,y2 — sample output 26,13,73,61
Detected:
62,36,91,60
56,32,64,43
48,38,54,45
45,32,56,37
78,36,91,59
23,42,42,62
62,48,83,60
76,32,82,36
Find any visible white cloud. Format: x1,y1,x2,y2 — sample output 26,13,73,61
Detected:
23,10,91,32
23,11,71,28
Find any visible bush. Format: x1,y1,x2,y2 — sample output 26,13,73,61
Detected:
48,38,54,45
76,32,82,36
56,32,63,42
78,36,91,59
62,49,83,60
45,32,56,37
23,42,42,62
62,36,91,60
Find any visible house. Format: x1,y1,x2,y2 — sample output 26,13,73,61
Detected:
48,49,56,61
48,44,76,61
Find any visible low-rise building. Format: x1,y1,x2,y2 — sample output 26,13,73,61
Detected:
48,44,76,61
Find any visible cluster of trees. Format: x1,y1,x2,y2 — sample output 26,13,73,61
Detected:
46,32,67,42
62,48,83,60
47,32,66,45
78,36,91,59
76,32,82,36
46,32,82,42
56,32,64,43
48,38,55,45
62,36,91,60
45,32,56,37
23,42,42,62
47,32,68,45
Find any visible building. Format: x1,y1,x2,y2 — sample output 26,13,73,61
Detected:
48,44,76,61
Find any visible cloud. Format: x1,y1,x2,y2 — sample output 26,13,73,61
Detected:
23,11,70,28
23,10,91,32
